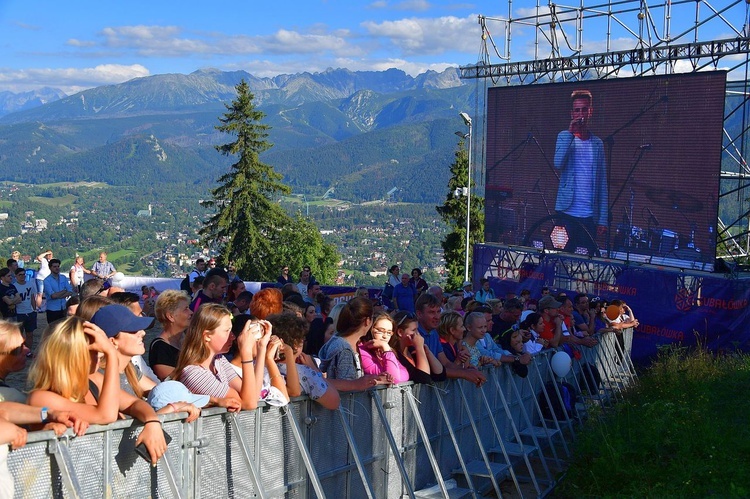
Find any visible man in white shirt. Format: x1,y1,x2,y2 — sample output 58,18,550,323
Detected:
13,268,40,355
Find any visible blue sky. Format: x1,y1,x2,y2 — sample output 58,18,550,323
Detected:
0,0,745,93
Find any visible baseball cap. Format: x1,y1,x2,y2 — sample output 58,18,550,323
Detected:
520,310,534,323
90,304,154,338
538,295,562,311
147,381,210,411
462,281,472,288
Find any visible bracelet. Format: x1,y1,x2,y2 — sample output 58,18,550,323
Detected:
241,360,254,364
168,403,179,413
269,374,284,381
144,420,162,426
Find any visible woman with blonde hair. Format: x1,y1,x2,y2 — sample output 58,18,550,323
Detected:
150,290,193,381
436,311,465,367
76,297,148,398
27,317,168,465
88,305,201,422
0,321,31,403
0,319,88,434
172,304,268,411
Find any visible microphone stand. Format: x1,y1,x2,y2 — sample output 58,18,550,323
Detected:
603,95,668,253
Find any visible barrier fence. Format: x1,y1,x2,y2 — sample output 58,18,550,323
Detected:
7,330,635,498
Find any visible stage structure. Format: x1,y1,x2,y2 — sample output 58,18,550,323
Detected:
457,0,750,360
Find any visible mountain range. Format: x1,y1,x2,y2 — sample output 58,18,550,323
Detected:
0,67,479,203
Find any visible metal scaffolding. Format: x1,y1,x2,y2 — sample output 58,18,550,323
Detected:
461,0,750,265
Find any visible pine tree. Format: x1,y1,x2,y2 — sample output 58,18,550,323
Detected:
436,138,484,291
201,80,338,282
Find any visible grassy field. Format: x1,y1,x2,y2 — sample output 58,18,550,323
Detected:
558,344,750,497
0,200,12,208
28,194,78,206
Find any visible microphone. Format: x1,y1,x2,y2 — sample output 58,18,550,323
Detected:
577,118,584,124
638,143,652,150
646,207,660,226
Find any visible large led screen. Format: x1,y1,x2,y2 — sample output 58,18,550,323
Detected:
485,72,726,271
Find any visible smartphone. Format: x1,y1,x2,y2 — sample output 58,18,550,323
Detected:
248,321,263,340
134,428,172,463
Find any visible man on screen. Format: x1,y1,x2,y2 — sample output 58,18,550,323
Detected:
553,89,608,254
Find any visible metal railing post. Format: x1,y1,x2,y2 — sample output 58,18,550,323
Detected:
228,413,268,499
402,387,452,498
47,437,82,499
337,405,377,499
370,388,416,499
282,404,327,499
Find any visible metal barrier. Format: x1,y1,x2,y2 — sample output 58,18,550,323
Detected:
6,329,634,498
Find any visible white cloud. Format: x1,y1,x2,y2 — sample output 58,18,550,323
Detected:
70,25,362,59
66,39,97,48
100,25,212,56
0,64,150,93
362,14,479,55
12,21,41,31
260,30,358,56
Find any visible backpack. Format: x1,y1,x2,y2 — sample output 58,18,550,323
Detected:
538,381,577,421
180,273,191,294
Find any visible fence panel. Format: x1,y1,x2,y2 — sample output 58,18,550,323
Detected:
7,341,632,498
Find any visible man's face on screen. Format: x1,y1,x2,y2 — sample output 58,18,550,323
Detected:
571,98,593,127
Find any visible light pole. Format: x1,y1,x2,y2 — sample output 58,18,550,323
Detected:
458,112,472,283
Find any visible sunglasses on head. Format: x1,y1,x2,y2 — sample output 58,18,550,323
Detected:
396,311,415,327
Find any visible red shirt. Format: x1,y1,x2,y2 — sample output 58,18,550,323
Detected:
541,319,556,341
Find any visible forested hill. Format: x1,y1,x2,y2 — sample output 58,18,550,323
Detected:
0,67,479,203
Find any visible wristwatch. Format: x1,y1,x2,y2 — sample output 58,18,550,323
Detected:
40,406,49,423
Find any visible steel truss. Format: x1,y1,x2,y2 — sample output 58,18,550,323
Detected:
478,244,711,290
461,0,750,266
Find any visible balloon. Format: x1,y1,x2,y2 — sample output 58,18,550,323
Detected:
112,272,125,282
605,304,621,321
551,351,572,378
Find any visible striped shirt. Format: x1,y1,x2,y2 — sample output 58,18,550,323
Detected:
179,356,237,398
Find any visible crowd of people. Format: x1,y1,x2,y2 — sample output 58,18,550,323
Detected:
0,253,637,494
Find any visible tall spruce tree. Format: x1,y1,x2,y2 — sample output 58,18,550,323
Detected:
436,138,484,291
201,80,338,282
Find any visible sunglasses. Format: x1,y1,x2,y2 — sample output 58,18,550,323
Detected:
396,311,415,327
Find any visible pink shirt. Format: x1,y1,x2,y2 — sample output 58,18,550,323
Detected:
359,347,409,383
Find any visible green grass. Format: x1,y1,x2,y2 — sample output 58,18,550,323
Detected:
28,194,78,206
0,200,12,208
558,344,750,497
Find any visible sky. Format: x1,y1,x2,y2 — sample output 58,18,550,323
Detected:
0,0,746,94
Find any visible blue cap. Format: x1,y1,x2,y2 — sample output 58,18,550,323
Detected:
90,304,154,338
147,381,210,411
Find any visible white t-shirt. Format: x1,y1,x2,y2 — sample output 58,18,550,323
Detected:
0,444,14,499
70,264,85,286
36,258,51,280
228,363,288,407
13,280,37,314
